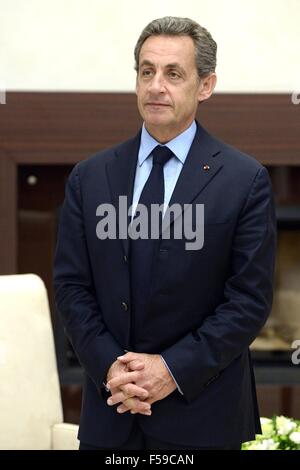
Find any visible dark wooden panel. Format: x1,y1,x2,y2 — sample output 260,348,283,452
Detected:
267,166,300,205
18,165,74,317
18,209,57,318
0,92,299,165
0,151,17,273
200,94,300,165
18,165,73,211
1,93,141,159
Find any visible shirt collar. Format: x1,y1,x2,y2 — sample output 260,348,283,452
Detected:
138,120,197,166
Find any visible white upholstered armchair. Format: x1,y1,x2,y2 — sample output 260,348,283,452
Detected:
0,274,79,450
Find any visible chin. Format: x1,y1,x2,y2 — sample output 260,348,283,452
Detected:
144,113,172,128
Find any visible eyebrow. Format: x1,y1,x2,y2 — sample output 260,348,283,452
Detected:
140,60,186,76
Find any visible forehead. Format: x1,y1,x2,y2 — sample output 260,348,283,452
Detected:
139,35,196,68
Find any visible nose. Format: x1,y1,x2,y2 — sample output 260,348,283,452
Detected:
148,72,166,94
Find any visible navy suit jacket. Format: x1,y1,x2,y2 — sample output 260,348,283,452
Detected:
54,122,276,447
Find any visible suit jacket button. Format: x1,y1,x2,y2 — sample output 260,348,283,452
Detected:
122,301,129,311
124,255,128,263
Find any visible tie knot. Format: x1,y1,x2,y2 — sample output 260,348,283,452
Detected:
152,145,174,166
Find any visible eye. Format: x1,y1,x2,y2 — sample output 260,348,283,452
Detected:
168,70,181,80
141,69,154,78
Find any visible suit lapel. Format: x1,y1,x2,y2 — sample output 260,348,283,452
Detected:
105,132,141,257
161,122,223,234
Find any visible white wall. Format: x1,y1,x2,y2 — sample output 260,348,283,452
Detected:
1,0,299,92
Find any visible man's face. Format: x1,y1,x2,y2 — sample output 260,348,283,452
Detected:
136,35,203,140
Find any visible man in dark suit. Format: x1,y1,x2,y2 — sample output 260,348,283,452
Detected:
54,16,276,450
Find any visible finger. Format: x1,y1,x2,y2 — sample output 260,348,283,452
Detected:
117,352,140,363
131,409,152,416
107,370,141,390
127,360,145,371
116,402,130,413
121,383,149,399
117,398,151,415
125,397,151,414
107,384,148,406
107,391,126,406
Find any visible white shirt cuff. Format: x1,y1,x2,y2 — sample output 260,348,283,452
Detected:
160,355,183,395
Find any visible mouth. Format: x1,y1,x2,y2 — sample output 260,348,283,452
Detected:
145,103,171,108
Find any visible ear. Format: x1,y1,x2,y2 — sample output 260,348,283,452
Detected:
198,73,217,103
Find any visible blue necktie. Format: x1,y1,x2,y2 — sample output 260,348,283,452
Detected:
130,145,174,346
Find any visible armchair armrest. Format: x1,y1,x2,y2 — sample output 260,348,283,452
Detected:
52,423,79,450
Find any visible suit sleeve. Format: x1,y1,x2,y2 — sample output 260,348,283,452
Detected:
53,165,124,389
162,166,277,403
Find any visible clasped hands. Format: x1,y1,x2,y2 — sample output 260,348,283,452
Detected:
106,352,176,416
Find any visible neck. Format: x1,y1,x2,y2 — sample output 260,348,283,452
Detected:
145,120,194,144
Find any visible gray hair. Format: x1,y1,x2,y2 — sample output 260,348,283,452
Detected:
134,16,217,79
